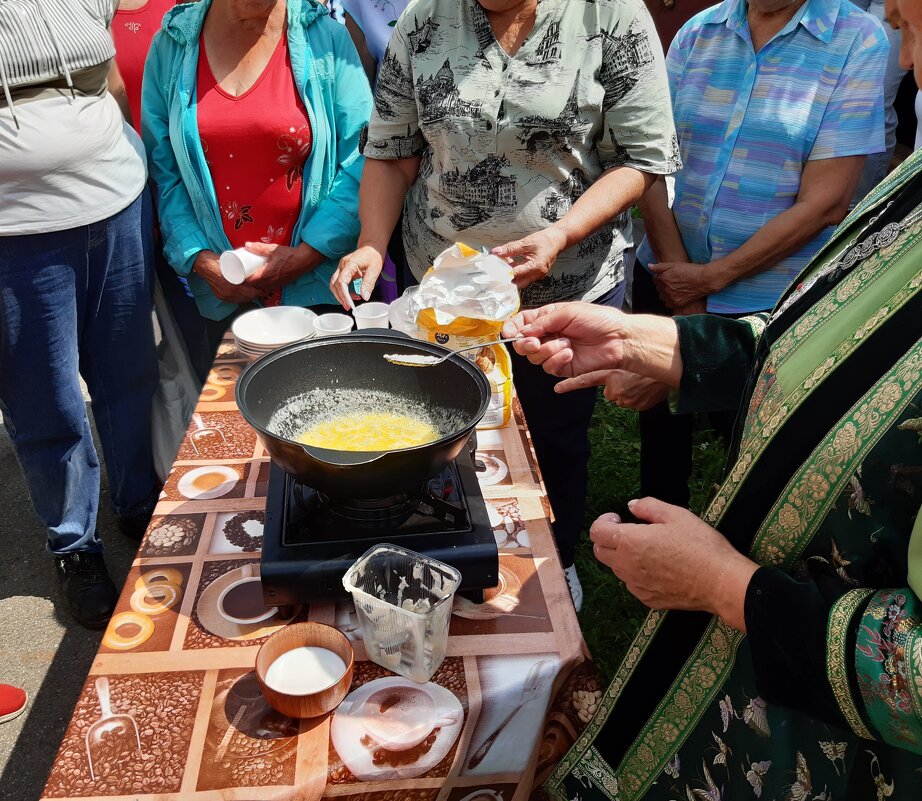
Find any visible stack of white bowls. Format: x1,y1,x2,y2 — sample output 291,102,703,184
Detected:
231,307,317,359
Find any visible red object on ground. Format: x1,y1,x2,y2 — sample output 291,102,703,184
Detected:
112,0,176,134
0,683,27,724
196,34,312,306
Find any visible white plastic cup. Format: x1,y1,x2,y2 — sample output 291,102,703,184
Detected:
352,301,390,330
220,248,267,285
313,313,354,337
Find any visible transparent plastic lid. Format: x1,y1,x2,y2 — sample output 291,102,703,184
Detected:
341,544,461,617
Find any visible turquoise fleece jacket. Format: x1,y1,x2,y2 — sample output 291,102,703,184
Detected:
141,0,371,320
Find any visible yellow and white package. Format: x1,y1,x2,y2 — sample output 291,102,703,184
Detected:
412,243,520,429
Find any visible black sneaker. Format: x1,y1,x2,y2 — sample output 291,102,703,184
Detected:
54,552,117,629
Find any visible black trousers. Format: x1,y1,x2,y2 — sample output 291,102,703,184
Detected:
632,266,763,507
631,265,695,507
509,283,625,568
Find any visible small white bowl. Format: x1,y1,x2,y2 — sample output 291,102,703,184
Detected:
313,313,354,337
353,302,390,330
232,307,317,348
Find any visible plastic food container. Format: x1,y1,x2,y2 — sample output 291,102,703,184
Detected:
342,544,461,683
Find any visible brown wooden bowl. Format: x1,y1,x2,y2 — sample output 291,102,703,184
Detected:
255,622,354,718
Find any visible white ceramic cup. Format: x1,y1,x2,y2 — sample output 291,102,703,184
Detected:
313,313,354,337
353,302,390,330
220,248,267,285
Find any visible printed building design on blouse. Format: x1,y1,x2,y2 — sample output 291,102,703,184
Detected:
417,59,484,124
408,16,439,55
595,23,655,106
374,48,413,119
527,20,562,66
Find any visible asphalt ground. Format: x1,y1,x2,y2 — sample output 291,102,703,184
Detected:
0,400,138,801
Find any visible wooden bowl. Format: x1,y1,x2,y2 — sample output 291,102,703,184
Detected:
255,622,354,718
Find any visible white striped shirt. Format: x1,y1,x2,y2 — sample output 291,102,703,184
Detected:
0,0,117,89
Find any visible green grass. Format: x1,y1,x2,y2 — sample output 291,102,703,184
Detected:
576,396,728,680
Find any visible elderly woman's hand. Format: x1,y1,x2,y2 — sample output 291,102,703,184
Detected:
556,369,669,410
502,302,633,377
648,261,713,309
243,242,324,292
492,227,568,289
590,498,758,632
502,302,684,387
192,250,262,304
330,245,385,308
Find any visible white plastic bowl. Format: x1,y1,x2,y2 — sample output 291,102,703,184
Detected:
232,307,317,347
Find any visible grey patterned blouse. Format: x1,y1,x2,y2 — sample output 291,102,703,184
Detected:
362,0,680,307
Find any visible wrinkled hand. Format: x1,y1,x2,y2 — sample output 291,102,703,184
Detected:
589,498,758,631
492,227,567,290
243,242,323,293
501,302,633,378
556,369,669,410
675,298,707,316
648,262,709,309
330,245,384,308
192,250,262,304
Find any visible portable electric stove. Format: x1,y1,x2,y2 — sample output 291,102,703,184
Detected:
260,438,498,608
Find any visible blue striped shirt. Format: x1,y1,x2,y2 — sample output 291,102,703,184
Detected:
637,0,888,313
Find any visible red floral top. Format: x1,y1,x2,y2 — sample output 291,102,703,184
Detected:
196,33,313,304
112,0,175,133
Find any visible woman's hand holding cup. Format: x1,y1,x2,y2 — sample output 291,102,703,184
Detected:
194,250,262,304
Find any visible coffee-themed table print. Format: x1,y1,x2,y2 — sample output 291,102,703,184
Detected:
475,451,510,487
462,655,559,778
99,562,191,654
162,463,248,502
40,336,594,801
487,498,530,550
139,513,206,558
187,559,300,648
208,509,265,553
450,553,552,636
198,669,300,791
43,671,203,798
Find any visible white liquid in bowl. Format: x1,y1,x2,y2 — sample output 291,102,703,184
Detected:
265,646,347,695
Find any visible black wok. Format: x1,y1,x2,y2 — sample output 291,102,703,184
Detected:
235,332,490,499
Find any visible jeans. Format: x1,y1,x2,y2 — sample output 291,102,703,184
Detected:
509,282,625,568
852,0,907,203
0,191,159,554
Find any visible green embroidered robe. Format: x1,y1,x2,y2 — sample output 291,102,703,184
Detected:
546,149,922,801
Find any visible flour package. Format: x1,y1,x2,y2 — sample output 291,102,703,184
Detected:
412,243,520,429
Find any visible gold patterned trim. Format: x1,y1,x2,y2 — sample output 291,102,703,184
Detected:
827,588,876,740
711,229,922,526
545,611,664,796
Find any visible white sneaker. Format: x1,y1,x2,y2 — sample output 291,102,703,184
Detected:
564,564,583,613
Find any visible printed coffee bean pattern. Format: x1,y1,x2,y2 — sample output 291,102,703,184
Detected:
140,514,204,557
198,670,299,791
43,672,202,798
177,412,257,461
223,510,264,551
328,658,468,785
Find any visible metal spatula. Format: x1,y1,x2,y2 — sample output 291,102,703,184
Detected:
383,336,521,367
